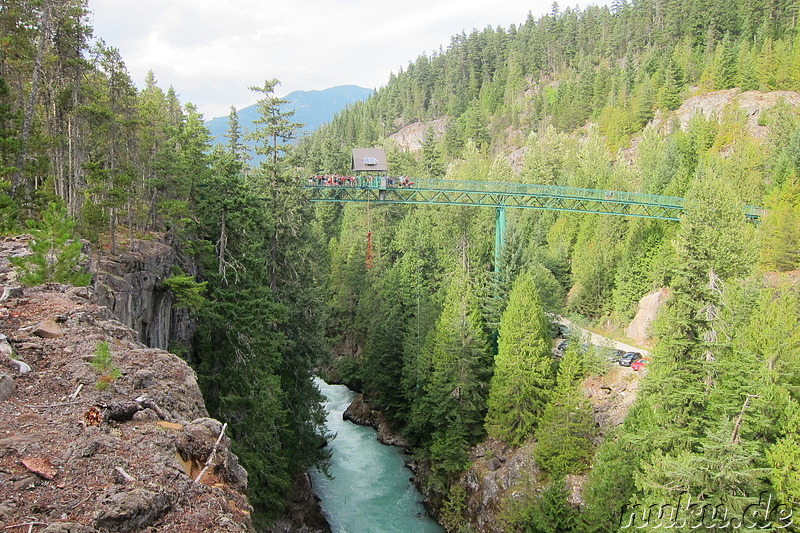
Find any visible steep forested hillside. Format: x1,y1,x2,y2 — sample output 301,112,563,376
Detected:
299,1,800,530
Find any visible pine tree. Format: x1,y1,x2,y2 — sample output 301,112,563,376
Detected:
224,105,250,168
247,78,302,179
11,202,91,286
485,270,554,445
422,265,490,486
519,479,580,533
758,181,800,272
712,35,738,90
419,126,444,178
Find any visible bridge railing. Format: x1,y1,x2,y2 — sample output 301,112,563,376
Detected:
306,176,686,208
412,178,686,207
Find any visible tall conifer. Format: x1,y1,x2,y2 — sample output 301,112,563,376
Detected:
485,270,554,445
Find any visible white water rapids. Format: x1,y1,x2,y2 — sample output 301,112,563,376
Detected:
310,378,443,533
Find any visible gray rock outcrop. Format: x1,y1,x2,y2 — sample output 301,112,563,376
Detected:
93,239,194,350
343,393,410,448
625,287,670,342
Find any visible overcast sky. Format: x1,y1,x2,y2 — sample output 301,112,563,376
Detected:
89,0,608,120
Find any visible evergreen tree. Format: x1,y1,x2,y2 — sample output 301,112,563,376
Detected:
485,270,554,445
419,126,445,178
247,78,302,179
712,35,738,90
224,105,249,167
0,76,19,230
189,81,328,525
518,479,580,533
758,181,800,272
11,202,91,286
421,265,490,487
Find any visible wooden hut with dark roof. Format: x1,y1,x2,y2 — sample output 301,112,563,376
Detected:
352,148,388,172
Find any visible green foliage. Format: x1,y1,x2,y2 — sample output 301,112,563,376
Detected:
510,479,580,533
7,0,800,527
439,484,470,533
758,181,800,272
533,389,597,479
10,203,91,287
612,221,666,320
485,270,554,445
161,269,208,312
581,433,638,532
187,90,330,522
418,265,490,486
767,435,800,506
91,341,121,390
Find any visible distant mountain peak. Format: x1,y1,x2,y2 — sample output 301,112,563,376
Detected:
204,86,373,157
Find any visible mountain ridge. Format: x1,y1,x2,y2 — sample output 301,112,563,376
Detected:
204,85,373,154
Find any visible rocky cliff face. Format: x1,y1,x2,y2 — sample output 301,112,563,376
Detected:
92,238,194,352
0,236,253,532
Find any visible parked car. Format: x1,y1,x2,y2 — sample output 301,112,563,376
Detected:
602,348,626,363
631,358,649,371
618,351,642,367
550,322,570,338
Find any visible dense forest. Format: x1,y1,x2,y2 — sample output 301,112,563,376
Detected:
296,0,800,531
2,0,800,531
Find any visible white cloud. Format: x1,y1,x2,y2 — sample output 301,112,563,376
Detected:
89,0,608,119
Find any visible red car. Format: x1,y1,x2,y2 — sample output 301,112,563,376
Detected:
631,358,649,371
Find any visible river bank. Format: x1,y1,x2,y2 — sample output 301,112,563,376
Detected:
310,379,443,533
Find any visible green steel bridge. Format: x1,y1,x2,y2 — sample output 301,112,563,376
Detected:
304,176,765,266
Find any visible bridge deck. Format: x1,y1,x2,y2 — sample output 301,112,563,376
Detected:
305,177,765,221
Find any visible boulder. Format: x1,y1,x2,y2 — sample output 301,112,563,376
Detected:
33,319,65,339
0,374,13,401
343,394,411,448
176,418,248,492
0,286,23,301
93,489,171,532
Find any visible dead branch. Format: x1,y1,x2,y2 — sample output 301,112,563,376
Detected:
194,422,227,484
134,394,168,420
4,522,48,530
731,394,759,444
115,466,137,483
67,383,83,401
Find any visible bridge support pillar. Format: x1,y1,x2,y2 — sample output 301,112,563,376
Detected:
494,206,506,272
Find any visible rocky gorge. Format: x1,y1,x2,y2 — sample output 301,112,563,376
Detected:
0,236,255,532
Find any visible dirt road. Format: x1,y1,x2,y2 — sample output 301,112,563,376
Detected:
557,316,650,356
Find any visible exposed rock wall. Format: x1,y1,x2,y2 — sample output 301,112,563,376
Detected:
625,287,671,342
92,239,194,351
89,237,332,533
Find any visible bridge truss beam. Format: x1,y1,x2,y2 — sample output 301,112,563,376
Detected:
305,184,686,220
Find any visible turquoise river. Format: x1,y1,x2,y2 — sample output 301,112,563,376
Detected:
310,378,444,533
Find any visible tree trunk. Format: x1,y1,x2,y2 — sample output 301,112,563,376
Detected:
218,211,227,280
110,206,116,254
12,2,51,200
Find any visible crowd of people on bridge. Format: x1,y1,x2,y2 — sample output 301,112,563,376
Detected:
307,174,415,188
